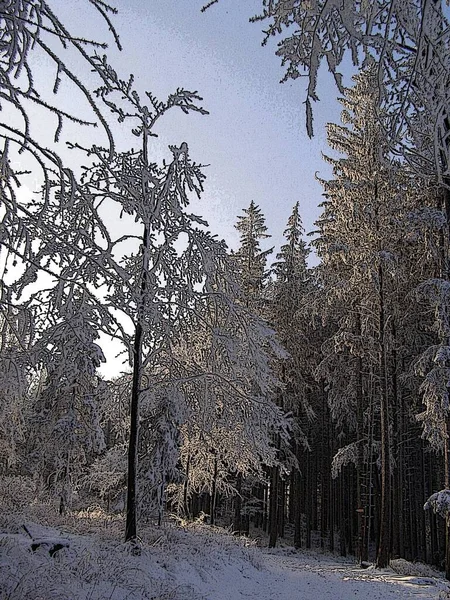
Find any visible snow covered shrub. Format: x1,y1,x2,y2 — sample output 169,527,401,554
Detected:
391,558,443,577
0,476,36,511
425,490,450,519
82,447,127,509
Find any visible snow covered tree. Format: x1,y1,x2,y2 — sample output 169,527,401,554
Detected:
82,374,131,510
415,274,450,577
0,296,32,474
230,201,274,532
0,0,120,291
268,201,316,547
169,286,289,525
313,64,436,567
0,1,123,493
233,201,273,311
73,59,288,543
271,201,313,427
205,0,450,184
26,288,107,512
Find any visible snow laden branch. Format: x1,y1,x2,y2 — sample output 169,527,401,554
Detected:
206,0,450,182
0,0,120,151
425,490,450,519
414,279,450,450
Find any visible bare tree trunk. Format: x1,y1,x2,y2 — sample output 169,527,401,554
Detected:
294,464,302,549
444,415,450,579
278,477,285,538
125,318,144,542
443,186,450,580
233,472,242,534
268,464,279,547
210,457,218,526
183,453,191,519
376,261,391,568
305,450,311,549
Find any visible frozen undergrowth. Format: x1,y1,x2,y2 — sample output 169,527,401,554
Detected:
1,506,449,600
0,508,258,600
391,558,443,578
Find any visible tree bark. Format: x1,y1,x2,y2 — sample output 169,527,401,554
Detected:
125,320,143,542
233,472,242,534
268,465,279,547
210,457,218,526
376,261,391,568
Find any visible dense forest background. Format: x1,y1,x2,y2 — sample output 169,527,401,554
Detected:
2,0,450,581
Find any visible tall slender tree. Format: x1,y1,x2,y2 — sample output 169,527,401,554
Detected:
233,201,273,311
231,201,273,532
314,65,421,567
269,202,315,547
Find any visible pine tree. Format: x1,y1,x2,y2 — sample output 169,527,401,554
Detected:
314,64,423,567
0,297,32,474
233,201,273,311
27,288,107,513
231,201,274,532
268,202,316,547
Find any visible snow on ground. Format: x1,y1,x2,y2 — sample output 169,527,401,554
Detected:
216,550,448,600
201,546,450,600
1,509,449,599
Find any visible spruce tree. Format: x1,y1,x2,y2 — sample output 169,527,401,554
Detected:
315,65,405,567
269,202,316,547
231,201,273,532
233,201,273,312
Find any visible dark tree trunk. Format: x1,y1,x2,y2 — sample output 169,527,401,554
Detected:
278,477,285,538
375,202,391,568
444,185,450,580
305,451,311,549
294,466,302,549
210,458,218,526
125,132,150,544
125,319,143,543
233,472,242,534
445,415,450,579
183,454,191,519
268,465,279,547
376,356,391,567
263,481,268,532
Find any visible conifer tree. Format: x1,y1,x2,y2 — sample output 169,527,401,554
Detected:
233,201,273,311
312,62,446,566
27,289,107,513
268,202,315,547
315,65,410,567
231,201,273,532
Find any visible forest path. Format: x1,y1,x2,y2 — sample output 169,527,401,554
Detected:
203,549,449,600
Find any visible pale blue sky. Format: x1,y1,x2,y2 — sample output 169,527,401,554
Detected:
53,0,345,258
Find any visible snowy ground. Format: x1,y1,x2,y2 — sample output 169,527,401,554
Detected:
1,509,449,599
216,550,449,600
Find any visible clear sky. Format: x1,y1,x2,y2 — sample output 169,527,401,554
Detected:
52,0,346,258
